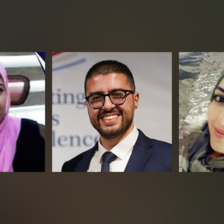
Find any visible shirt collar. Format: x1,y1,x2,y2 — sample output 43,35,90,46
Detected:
97,126,139,163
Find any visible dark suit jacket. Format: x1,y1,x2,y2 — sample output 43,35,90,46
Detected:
62,129,172,172
13,118,45,172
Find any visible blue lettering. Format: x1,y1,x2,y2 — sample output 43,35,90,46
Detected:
52,114,60,126
69,135,81,146
52,130,98,148
58,136,68,147
52,89,86,109
77,92,85,109
83,135,93,147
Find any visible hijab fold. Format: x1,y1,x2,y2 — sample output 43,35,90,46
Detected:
0,62,21,172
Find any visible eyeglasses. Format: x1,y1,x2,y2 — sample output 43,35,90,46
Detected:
85,89,135,109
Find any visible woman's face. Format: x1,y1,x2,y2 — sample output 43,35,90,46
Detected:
0,77,7,123
208,78,224,154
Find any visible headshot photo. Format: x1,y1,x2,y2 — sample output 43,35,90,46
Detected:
52,52,172,172
179,52,224,172
0,52,45,172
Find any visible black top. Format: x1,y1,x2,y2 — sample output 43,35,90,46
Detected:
12,118,45,172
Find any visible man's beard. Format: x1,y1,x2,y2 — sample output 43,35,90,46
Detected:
91,109,134,139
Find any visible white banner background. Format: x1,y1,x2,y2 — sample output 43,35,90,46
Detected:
52,52,172,172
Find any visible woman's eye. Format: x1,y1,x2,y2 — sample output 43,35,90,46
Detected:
214,95,224,103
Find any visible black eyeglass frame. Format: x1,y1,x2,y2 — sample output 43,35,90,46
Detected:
85,89,135,109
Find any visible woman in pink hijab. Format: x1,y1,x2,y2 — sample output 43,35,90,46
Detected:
0,62,45,172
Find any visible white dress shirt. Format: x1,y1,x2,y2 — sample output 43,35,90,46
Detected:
87,126,139,172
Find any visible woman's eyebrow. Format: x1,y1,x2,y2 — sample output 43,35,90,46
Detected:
0,83,5,88
216,86,224,93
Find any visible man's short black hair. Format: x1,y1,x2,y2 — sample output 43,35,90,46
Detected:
84,60,136,94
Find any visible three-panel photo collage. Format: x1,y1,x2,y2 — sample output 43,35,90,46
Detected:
1,52,223,172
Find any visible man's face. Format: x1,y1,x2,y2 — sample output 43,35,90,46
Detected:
85,73,139,139
208,78,224,154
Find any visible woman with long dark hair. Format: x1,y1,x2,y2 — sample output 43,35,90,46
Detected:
187,72,224,172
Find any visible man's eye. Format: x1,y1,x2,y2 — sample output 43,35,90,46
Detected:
214,95,224,103
111,92,124,98
112,94,122,97
92,96,102,101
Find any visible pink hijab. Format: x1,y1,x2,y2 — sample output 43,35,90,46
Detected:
0,62,21,172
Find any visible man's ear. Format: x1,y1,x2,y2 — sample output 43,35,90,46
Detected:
134,92,139,109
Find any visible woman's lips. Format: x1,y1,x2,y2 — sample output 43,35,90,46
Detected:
214,127,224,139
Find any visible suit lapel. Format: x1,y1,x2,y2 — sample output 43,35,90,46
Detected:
75,143,98,172
124,129,153,172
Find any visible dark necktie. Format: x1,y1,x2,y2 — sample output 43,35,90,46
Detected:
101,151,117,172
